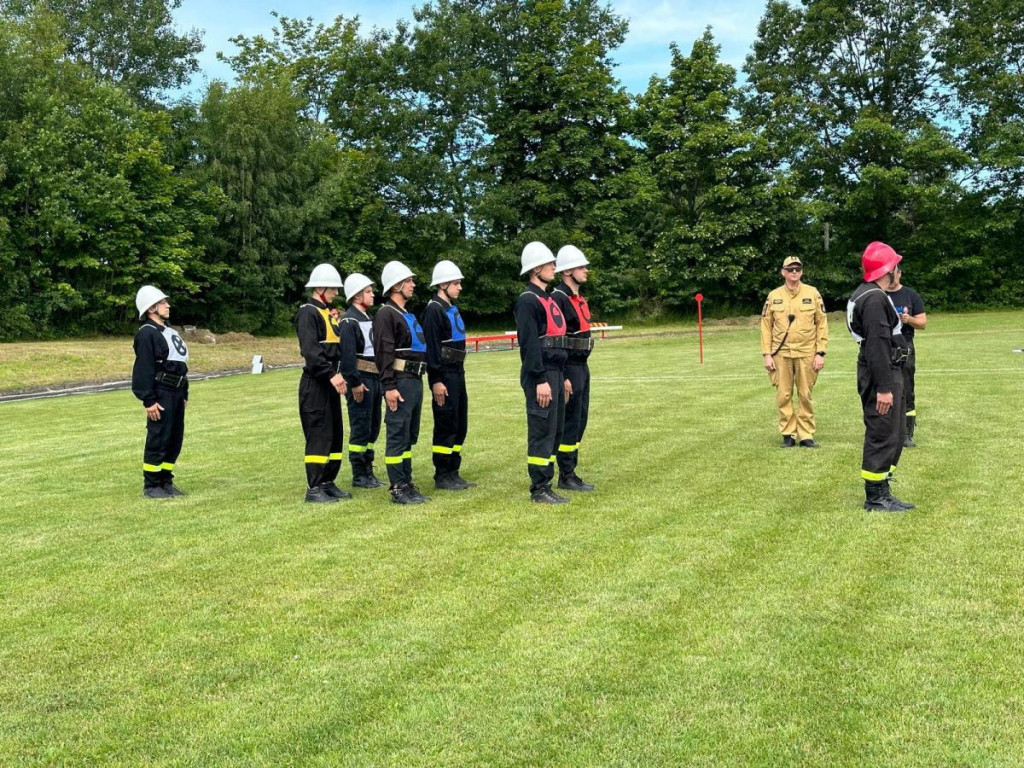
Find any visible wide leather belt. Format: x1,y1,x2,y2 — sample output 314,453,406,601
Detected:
155,371,187,388
441,346,468,363
393,358,427,376
542,336,593,351
356,359,379,374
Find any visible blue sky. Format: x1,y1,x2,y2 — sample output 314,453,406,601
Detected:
173,0,768,96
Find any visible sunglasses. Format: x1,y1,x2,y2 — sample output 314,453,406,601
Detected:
784,266,803,273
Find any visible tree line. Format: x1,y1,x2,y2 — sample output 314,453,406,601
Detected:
1,0,1022,340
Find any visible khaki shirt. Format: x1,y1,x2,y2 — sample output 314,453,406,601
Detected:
760,283,829,358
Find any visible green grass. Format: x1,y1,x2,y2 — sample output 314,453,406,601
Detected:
1,311,1023,766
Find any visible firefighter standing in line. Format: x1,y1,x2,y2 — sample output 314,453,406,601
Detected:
295,264,351,504
551,245,595,492
885,265,927,447
515,242,572,504
374,261,430,505
422,259,476,491
760,256,830,447
132,286,189,499
847,241,915,512
339,273,385,489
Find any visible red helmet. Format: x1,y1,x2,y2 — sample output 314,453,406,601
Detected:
862,241,902,282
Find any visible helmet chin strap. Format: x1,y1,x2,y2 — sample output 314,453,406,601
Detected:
440,283,454,303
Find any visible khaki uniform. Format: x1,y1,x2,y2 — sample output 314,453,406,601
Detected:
760,283,829,440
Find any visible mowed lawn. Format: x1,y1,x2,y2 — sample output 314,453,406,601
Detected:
1,312,1023,766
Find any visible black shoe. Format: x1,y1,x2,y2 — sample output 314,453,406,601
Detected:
407,483,431,502
782,435,796,448
321,481,352,500
531,487,570,504
452,473,477,489
558,474,595,492
799,439,819,448
352,474,384,489
884,480,915,510
143,486,174,499
305,486,340,503
905,416,916,448
863,480,908,513
390,484,426,505
434,473,468,491
162,483,186,497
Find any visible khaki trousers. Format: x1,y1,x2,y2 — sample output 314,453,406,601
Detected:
770,355,818,440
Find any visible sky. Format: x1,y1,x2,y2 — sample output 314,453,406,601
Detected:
172,0,768,97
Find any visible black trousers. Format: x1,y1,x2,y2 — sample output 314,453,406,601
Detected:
384,376,423,486
556,361,590,478
143,385,186,488
904,343,917,416
346,372,382,477
858,362,906,480
431,367,468,478
524,368,566,493
299,373,344,489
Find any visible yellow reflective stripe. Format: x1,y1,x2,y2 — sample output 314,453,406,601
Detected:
160,462,174,470
527,456,550,466
906,409,916,416
305,455,329,464
401,451,412,459
861,469,888,481
329,453,343,461
432,445,453,454
384,456,403,465
142,463,161,472
549,455,556,463
348,444,366,453
557,444,576,453
452,444,462,453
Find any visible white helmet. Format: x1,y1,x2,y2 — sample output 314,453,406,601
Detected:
519,241,555,276
381,260,415,294
430,259,464,287
344,273,374,303
556,245,590,272
305,263,344,289
136,285,168,318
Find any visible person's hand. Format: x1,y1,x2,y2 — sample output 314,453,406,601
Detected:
352,384,367,403
536,381,552,408
432,382,448,407
385,388,404,412
876,391,894,416
900,311,912,325
812,355,825,372
145,403,164,421
330,373,346,395
563,378,572,403
764,354,776,372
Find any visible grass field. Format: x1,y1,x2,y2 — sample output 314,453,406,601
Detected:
2,311,1023,766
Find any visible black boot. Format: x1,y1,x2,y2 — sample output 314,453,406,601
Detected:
434,473,468,491
321,481,352,500
531,486,570,504
452,473,477,488
407,482,431,502
305,485,340,503
884,479,915,509
904,416,916,448
781,435,796,448
390,483,426,505
161,482,186,497
143,486,174,499
352,473,382,489
558,474,595,492
863,480,908,512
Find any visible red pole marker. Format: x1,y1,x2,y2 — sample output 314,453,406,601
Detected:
695,293,704,365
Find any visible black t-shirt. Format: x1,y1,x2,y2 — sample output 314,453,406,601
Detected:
887,286,924,341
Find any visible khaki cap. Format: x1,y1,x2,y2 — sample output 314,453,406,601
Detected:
782,256,803,268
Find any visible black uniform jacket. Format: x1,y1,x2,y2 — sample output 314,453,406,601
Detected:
373,298,427,393
339,305,374,390
849,282,910,394
515,282,568,389
132,321,189,407
421,295,467,388
295,297,341,382
551,281,593,364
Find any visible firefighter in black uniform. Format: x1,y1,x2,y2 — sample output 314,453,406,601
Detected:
847,242,915,512
422,259,476,491
551,245,596,492
295,264,351,504
374,260,430,505
885,265,927,447
339,272,385,489
132,285,189,499
515,242,571,504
